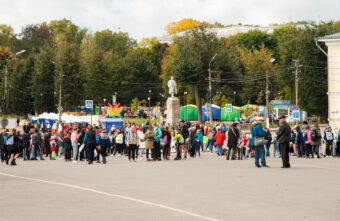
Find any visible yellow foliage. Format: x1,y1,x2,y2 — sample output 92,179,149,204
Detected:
165,18,201,35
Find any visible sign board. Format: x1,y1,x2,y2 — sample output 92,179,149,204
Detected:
57,106,63,112
85,100,93,109
293,110,300,120
226,104,233,112
291,105,300,111
259,105,265,114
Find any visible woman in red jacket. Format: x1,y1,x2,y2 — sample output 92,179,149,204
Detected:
215,129,226,156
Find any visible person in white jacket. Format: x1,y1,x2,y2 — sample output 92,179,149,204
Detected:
137,127,145,160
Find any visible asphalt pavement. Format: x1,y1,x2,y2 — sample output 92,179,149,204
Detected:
0,152,339,221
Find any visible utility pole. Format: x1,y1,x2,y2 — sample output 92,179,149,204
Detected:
293,59,300,125
3,64,9,116
266,71,270,128
208,53,217,123
58,68,63,126
293,60,299,107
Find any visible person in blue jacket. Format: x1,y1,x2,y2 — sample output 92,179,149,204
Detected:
194,129,203,157
251,118,269,168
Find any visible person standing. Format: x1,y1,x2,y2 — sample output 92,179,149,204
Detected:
277,116,291,168
22,131,31,160
137,127,146,160
296,126,305,157
83,125,99,164
162,127,171,160
304,126,313,158
215,128,226,156
31,129,45,160
153,123,162,161
324,127,334,157
227,123,239,160
71,128,79,162
250,118,269,168
265,128,272,157
63,132,72,161
98,130,110,164
311,123,321,158
206,128,215,153
126,126,139,162
57,131,64,159
1,129,8,164
145,125,156,161
7,129,21,166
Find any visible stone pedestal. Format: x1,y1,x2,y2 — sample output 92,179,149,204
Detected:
166,97,180,125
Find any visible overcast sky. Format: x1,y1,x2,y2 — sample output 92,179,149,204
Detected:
1,0,339,40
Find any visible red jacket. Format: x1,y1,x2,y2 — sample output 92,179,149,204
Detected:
215,131,226,146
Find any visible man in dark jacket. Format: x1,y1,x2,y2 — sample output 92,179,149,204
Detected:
227,123,239,160
296,126,304,157
277,115,291,168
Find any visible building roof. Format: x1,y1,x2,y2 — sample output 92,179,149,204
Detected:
157,24,308,44
317,32,340,42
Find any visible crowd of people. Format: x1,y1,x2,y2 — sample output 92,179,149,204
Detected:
1,116,339,168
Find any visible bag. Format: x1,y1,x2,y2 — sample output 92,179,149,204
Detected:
303,132,308,142
178,135,184,144
7,136,14,145
161,135,168,146
311,130,320,142
254,136,266,146
325,132,333,141
79,143,85,152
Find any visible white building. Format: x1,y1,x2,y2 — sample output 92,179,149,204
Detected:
317,33,340,128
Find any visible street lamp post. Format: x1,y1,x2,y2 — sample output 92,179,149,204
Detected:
184,91,188,121
148,97,151,121
103,98,106,106
40,93,43,113
233,91,236,106
208,53,217,123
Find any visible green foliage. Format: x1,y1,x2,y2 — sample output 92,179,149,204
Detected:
130,97,141,112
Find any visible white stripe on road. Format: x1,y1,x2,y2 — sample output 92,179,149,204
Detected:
0,172,220,221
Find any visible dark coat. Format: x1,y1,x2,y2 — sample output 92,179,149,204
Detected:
227,127,240,148
277,121,291,144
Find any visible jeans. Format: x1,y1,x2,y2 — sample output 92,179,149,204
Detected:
265,141,271,157
128,144,137,160
86,143,96,163
217,145,223,155
23,145,30,159
206,139,214,152
254,145,266,166
32,144,43,159
72,143,78,161
297,142,305,156
273,142,280,157
1,145,8,162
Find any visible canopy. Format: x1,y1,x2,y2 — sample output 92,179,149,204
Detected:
202,104,221,121
180,105,198,121
100,118,124,131
221,106,241,121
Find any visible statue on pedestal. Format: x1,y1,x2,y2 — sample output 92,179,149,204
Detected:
167,76,177,98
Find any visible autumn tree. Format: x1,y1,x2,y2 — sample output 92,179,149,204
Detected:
165,18,201,35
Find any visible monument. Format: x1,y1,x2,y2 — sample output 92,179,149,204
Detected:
166,76,180,125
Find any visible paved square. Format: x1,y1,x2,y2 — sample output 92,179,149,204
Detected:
0,154,339,221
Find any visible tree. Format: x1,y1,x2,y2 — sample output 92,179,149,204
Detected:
130,97,141,112
165,18,201,35
0,25,15,47
54,34,82,110
238,45,275,104
161,26,222,123
138,37,158,50
32,44,55,113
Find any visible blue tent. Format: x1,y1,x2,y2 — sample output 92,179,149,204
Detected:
202,104,221,121
100,118,124,131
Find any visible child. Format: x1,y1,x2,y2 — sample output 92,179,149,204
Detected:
63,133,72,161
273,133,280,158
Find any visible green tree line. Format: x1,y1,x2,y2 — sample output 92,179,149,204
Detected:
1,19,340,117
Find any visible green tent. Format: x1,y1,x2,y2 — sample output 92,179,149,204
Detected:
221,107,241,121
180,105,198,121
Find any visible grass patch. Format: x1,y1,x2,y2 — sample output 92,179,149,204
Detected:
122,118,159,125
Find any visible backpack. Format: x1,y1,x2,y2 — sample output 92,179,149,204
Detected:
161,135,168,146
311,130,320,142
303,132,308,142
7,136,14,145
